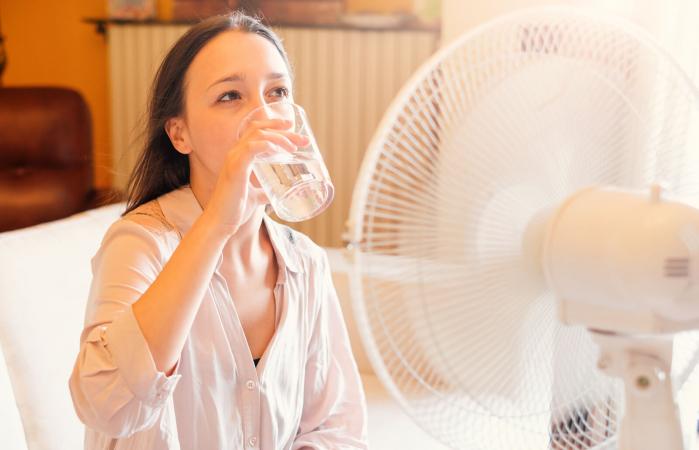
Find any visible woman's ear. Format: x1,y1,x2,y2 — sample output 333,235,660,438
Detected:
165,117,193,155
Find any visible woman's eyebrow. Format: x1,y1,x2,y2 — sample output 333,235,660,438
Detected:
207,72,289,90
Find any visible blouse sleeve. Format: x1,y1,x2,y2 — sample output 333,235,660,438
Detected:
292,251,369,449
68,219,182,438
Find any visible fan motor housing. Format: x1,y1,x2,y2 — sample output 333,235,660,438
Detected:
543,186,699,333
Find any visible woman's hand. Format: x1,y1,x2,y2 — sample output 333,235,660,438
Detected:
202,118,309,236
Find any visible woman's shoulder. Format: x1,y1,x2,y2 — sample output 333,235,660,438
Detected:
121,199,179,236
98,199,180,256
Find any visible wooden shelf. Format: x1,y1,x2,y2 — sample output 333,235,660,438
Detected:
83,16,440,35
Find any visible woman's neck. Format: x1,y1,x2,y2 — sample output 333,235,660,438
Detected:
189,180,267,266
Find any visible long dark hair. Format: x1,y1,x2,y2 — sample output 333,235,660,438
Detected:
123,11,292,215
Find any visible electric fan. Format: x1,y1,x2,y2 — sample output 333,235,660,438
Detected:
346,7,699,450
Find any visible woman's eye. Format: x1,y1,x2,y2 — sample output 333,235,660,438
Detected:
219,91,241,102
270,87,290,98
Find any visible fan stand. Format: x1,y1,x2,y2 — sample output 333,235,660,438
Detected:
591,330,684,450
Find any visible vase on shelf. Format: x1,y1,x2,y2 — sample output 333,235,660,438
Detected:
258,0,343,25
172,0,254,20
108,0,157,19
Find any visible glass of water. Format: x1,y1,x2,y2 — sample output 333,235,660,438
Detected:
237,101,334,222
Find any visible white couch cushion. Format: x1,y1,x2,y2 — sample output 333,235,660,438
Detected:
0,204,125,450
0,344,28,450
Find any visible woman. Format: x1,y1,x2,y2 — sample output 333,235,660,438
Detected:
69,11,368,449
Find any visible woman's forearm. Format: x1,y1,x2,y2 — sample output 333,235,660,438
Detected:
131,213,230,374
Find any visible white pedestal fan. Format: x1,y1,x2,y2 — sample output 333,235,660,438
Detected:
346,7,699,450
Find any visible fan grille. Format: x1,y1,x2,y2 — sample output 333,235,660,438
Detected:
350,7,699,450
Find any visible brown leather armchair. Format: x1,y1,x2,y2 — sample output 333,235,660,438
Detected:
0,87,116,232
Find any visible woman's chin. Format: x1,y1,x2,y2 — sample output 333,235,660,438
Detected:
243,202,268,223
250,171,262,189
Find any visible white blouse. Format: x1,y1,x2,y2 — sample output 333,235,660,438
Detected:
69,186,368,449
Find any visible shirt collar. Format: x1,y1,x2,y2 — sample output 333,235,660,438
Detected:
158,185,303,274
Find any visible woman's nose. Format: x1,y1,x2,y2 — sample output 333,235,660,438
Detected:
247,98,287,122
247,98,275,120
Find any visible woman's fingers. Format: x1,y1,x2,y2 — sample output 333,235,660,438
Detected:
270,129,310,147
241,118,310,147
240,118,292,140
248,118,292,129
245,140,291,162
257,129,308,152
227,117,312,196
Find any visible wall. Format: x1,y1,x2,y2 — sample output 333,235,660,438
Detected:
440,0,699,72
1,0,111,188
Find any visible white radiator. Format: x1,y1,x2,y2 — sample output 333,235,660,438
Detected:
108,24,438,247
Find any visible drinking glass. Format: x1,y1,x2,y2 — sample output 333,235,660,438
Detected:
237,101,334,222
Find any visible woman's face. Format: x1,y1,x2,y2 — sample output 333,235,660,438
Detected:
169,30,293,186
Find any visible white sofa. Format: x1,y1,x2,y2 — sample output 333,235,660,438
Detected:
0,204,447,450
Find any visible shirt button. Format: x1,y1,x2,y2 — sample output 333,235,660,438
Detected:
246,380,256,390
248,436,257,447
